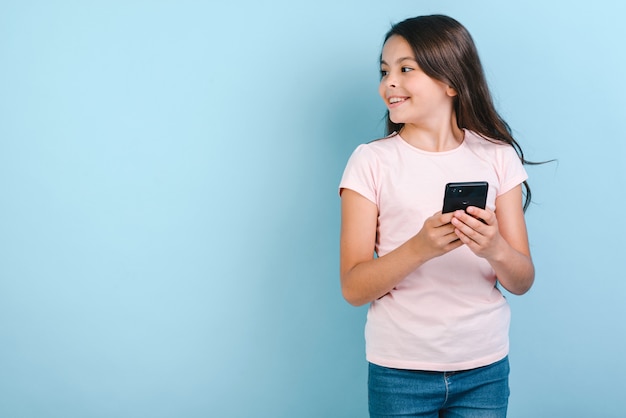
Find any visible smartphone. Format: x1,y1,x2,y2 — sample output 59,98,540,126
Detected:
442,181,488,214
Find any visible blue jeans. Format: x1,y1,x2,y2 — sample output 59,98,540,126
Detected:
368,357,510,417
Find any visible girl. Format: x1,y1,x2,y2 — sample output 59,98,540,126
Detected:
339,15,535,417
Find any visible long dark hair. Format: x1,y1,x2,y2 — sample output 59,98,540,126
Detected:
382,15,536,211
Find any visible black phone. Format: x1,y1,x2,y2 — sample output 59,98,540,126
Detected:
442,181,488,214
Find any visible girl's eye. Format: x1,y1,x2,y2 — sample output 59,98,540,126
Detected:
401,67,413,73
380,69,389,77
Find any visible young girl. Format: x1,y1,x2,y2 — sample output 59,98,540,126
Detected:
339,15,535,417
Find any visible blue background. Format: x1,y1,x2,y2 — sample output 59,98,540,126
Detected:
1,1,624,417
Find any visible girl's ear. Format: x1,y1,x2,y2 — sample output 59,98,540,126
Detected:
446,85,458,97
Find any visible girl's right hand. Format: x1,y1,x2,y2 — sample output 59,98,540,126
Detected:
340,189,463,306
409,211,463,261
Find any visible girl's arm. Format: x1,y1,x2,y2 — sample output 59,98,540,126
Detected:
451,184,535,295
340,188,463,306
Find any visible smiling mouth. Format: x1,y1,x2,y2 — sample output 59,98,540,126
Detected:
389,97,407,105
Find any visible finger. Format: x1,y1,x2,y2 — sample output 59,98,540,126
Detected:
443,227,461,242
451,217,485,246
454,227,483,252
445,237,464,252
433,211,454,226
438,223,460,240
466,206,494,225
454,208,488,230
441,227,463,247
453,227,470,244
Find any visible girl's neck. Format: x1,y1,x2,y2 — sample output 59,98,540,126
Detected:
398,118,464,152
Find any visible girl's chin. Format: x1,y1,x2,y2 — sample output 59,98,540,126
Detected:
388,113,404,124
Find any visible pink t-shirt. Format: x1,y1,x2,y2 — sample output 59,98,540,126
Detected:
339,130,528,371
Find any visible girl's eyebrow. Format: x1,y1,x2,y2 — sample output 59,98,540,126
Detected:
380,57,417,65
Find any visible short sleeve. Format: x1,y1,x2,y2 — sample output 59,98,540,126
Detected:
338,144,378,205
497,145,528,196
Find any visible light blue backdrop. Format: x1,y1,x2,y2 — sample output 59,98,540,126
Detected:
1,1,624,417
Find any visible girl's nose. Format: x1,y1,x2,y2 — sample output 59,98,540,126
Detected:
385,75,397,88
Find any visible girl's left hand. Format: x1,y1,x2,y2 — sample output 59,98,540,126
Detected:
451,206,504,260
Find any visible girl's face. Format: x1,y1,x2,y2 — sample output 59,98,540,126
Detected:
379,35,457,129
